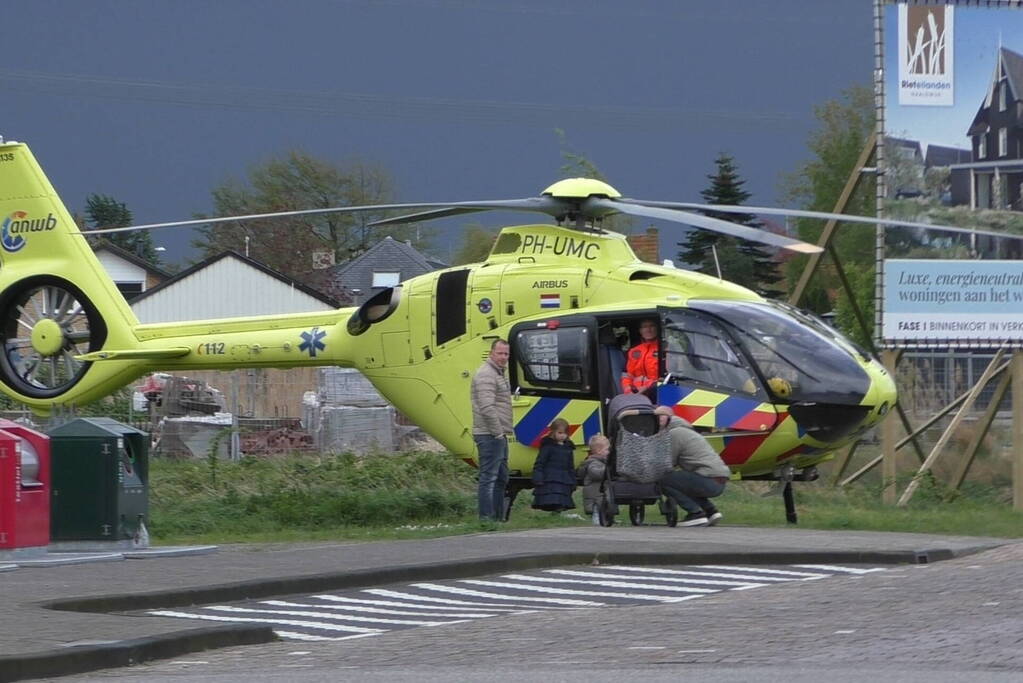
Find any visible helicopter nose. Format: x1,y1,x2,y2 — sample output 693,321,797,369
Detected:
862,362,898,427
786,360,898,444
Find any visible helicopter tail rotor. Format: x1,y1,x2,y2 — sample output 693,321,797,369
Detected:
0,141,148,409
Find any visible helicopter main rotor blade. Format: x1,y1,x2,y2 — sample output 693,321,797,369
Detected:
622,200,1023,243
584,198,823,254
368,196,566,227
369,207,487,227
82,197,566,235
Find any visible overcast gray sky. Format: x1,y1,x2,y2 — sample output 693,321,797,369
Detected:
1,0,873,266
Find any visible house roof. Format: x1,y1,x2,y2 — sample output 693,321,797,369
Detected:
93,239,172,279
1003,46,1023,106
969,47,1023,135
321,237,446,291
130,249,341,307
886,137,922,157
924,144,971,167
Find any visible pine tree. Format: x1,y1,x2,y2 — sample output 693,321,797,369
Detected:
678,154,781,296
84,194,161,264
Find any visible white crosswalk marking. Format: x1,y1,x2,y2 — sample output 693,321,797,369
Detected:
202,604,465,627
457,578,708,602
363,588,556,609
600,565,822,581
498,573,730,594
792,564,888,575
146,564,886,642
148,610,384,635
693,565,830,578
273,631,344,642
411,582,606,606
543,569,766,588
314,593,531,611
262,599,499,618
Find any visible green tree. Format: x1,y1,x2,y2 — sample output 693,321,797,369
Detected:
84,194,161,264
832,262,875,349
193,151,428,280
679,153,781,296
451,223,498,265
780,84,877,321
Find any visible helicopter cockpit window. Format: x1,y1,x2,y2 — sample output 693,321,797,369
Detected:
513,326,592,393
662,312,760,396
689,300,871,405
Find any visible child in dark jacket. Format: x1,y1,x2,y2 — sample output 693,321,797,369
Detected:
531,418,577,511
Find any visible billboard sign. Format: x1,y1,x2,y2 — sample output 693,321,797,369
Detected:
884,259,1023,344
879,0,1023,348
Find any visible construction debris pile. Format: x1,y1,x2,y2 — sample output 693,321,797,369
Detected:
303,368,397,454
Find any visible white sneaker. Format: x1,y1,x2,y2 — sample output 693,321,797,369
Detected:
680,512,710,527
706,511,723,526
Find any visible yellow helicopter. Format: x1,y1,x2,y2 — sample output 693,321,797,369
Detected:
5,139,984,521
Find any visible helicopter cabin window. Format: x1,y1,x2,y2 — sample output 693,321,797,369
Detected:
372,271,401,288
662,312,758,396
436,269,470,345
513,326,592,393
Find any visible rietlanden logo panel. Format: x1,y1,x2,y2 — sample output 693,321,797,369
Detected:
898,4,954,106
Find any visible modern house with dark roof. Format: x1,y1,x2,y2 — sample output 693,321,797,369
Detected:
309,236,447,305
950,46,1023,210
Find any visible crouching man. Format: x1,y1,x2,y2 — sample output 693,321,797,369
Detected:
653,405,730,527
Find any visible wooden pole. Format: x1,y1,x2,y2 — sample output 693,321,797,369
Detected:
882,349,899,505
789,132,877,308
898,349,1006,507
829,441,859,487
950,370,1011,491
1013,351,1023,511
840,359,1010,487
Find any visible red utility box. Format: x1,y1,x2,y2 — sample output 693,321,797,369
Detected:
0,420,50,550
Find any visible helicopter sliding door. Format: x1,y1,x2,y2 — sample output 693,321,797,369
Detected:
657,307,778,466
507,316,602,476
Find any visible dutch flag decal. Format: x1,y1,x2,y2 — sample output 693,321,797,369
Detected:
539,293,561,309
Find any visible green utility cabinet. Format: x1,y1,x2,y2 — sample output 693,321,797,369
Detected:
48,418,148,541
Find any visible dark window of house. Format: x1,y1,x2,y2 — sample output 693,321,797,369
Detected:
436,269,469,345
116,282,143,301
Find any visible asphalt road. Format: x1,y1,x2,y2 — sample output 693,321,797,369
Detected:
55,543,1023,682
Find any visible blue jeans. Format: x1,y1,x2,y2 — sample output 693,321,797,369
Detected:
658,470,725,515
474,434,509,521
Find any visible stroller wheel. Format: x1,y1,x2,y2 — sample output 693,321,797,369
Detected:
628,503,645,526
662,498,678,527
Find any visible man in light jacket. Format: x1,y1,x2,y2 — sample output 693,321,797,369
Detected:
654,405,730,527
471,339,513,521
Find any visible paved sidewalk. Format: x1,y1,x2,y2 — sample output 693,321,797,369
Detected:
0,524,1010,682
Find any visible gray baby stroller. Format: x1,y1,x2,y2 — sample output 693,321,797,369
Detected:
595,393,679,527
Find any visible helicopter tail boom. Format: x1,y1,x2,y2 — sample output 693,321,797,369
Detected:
0,141,366,412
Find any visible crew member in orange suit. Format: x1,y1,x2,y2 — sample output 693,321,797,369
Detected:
621,318,660,394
